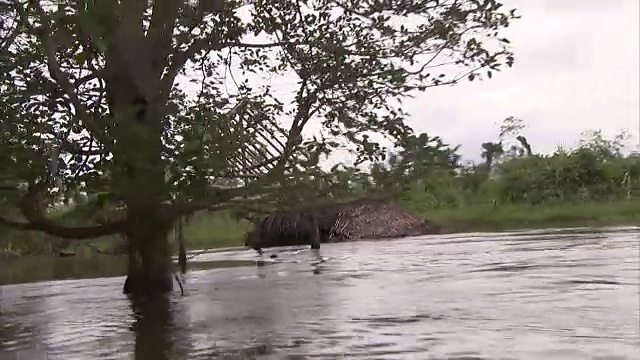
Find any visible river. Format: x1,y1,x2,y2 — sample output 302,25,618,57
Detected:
0,227,639,359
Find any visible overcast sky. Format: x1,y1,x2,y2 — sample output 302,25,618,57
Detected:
401,0,640,162
193,0,639,166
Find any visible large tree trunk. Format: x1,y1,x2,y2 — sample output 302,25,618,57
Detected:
104,26,174,296
107,85,172,296
123,208,174,296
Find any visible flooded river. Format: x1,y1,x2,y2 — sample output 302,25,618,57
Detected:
1,227,639,359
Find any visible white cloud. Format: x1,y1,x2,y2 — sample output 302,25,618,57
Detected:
401,0,639,162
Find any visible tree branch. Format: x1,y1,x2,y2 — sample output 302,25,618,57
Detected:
263,78,318,179
147,0,182,77
162,40,289,94
24,1,104,142
219,154,281,177
169,181,284,217
0,182,125,239
0,215,125,239
105,4,161,102
61,139,106,157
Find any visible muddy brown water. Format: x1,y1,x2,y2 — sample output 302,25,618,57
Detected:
0,227,639,359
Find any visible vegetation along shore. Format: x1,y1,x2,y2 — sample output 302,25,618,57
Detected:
3,121,638,257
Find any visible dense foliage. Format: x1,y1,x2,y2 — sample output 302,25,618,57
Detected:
401,119,640,213
2,123,637,254
0,0,518,235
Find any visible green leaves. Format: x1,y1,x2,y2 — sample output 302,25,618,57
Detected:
1,0,519,231
494,147,640,204
476,120,639,205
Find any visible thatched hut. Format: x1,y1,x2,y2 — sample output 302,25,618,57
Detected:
244,198,440,251
318,198,440,242
244,210,321,251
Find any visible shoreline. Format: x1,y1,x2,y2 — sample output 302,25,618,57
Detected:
435,219,640,235
423,199,640,234
434,214,640,234
2,199,639,257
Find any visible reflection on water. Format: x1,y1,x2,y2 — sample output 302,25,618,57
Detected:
1,227,639,359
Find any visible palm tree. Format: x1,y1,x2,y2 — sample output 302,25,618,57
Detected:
516,135,532,156
481,141,504,169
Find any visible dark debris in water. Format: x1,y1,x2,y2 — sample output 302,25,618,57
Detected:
349,313,445,328
205,342,275,359
469,263,538,273
349,341,397,350
469,261,585,274
562,279,624,286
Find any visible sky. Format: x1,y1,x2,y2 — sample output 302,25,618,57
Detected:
400,0,640,162
183,0,640,167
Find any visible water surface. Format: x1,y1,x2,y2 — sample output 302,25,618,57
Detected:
1,227,639,359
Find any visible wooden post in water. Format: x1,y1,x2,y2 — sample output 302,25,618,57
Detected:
309,214,323,262
177,216,187,274
309,214,320,250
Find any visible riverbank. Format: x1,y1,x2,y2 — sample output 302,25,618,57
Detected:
423,199,640,233
0,211,252,257
1,199,639,256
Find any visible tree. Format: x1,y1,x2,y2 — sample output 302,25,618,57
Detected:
370,133,461,192
579,129,632,160
481,141,504,169
516,135,532,156
0,0,519,296
497,115,532,159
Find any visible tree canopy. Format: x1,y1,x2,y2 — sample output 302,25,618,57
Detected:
0,0,519,239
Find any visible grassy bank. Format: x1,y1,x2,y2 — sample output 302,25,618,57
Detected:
2,199,639,256
420,199,640,233
0,212,253,256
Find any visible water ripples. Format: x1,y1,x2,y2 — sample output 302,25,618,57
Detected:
0,226,639,359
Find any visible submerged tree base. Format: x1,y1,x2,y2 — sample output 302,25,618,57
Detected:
123,272,174,296
122,219,175,297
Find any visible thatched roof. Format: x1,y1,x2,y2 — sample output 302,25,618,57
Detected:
315,198,439,242
246,198,439,249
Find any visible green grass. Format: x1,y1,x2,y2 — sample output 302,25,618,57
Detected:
181,211,252,249
421,198,640,233
2,199,639,256
0,211,252,256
